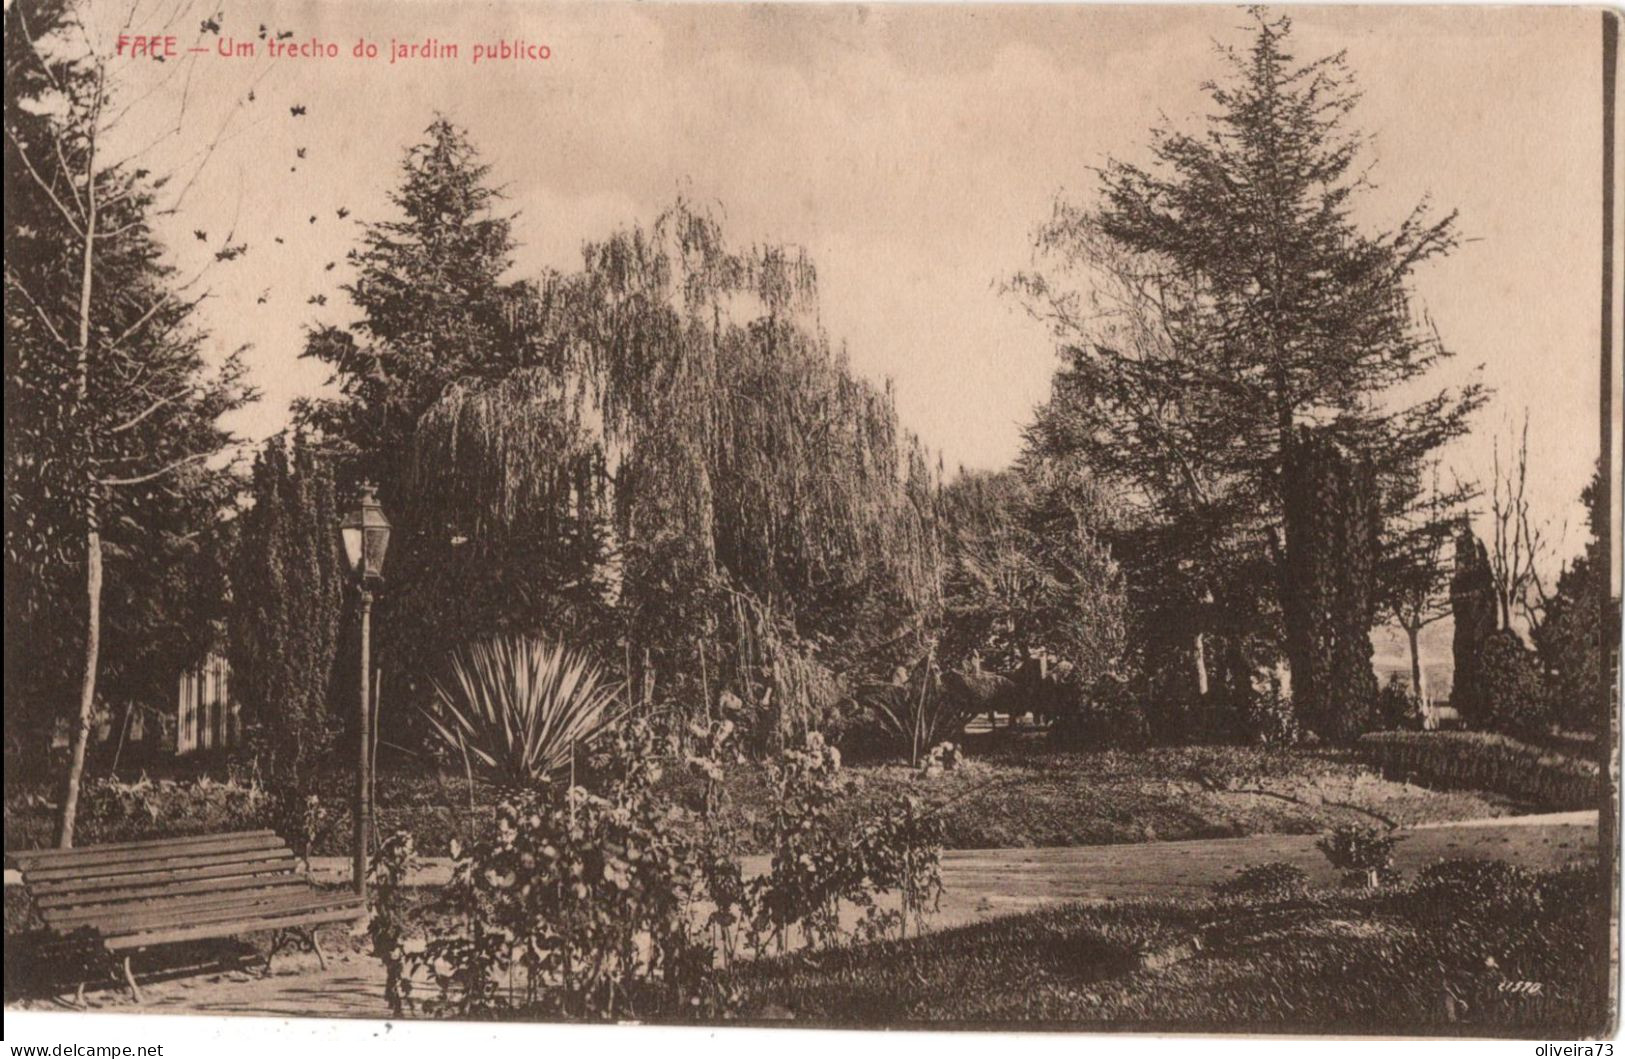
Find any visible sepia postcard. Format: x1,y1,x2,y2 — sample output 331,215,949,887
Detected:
2,0,1621,1047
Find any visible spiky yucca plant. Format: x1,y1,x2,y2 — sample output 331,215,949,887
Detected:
423,635,624,789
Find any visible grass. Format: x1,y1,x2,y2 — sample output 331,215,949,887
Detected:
723,866,1607,1034
3,737,1530,857
668,737,1526,854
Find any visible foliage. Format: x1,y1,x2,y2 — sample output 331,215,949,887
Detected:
1051,673,1149,749
570,202,945,747
406,718,725,1019
1379,465,1471,702
231,433,345,795
272,792,331,872
4,0,255,837
318,174,947,748
936,466,1125,682
1477,630,1550,740
917,741,963,777
1532,464,1613,732
1359,730,1598,810
1450,528,1498,724
422,635,624,789
70,775,267,844
867,650,976,767
1315,824,1402,886
1010,10,1484,735
368,831,422,1018
1413,858,1544,923
405,372,616,680
388,721,942,1020
1281,429,1381,741
297,118,560,722
1212,862,1309,901
1236,678,1300,746
750,733,943,953
1374,673,1426,732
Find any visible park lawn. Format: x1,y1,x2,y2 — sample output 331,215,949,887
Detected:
3,741,1529,857
664,740,1527,854
724,873,1607,1034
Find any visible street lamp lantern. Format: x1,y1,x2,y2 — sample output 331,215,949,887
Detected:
341,483,390,899
340,483,391,583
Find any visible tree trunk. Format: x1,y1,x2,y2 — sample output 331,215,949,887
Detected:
56,523,103,848
1193,632,1210,699
58,103,101,850
1405,623,1426,703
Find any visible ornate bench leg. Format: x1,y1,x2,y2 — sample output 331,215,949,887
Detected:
121,955,144,1004
263,929,288,978
306,927,328,971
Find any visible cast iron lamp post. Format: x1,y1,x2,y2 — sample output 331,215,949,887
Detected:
340,483,390,897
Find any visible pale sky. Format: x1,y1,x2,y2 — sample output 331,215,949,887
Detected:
84,1,1612,562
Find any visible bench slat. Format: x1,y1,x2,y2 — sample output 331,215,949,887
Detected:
41,880,309,927
8,833,285,872
7,830,276,864
51,890,361,936
33,871,306,911
105,902,367,951
24,843,292,884
30,856,298,903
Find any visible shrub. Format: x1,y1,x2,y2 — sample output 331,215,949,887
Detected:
368,832,422,1017
1212,861,1309,900
917,740,962,777
1477,630,1550,739
751,732,942,952
73,774,268,843
1051,674,1148,749
409,718,727,1019
1358,730,1598,810
390,721,943,1020
870,657,976,767
1373,673,1424,732
1237,680,1299,746
422,635,624,789
1412,858,1543,923
1316,824,1402,888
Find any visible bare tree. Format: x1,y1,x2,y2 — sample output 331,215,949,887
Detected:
1488,412,1560,642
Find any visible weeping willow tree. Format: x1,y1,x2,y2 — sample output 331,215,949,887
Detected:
400,367,616,708
409,200,943,748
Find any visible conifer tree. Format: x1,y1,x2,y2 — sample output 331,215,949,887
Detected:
230,433,345,794
1450,527,1497,723
1013,9,1484,728
297,118,575,707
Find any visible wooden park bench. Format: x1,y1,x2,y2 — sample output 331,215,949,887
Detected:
5,829,366,1002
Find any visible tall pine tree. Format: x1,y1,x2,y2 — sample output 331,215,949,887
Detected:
1014,9,1484,736
297,118,579,709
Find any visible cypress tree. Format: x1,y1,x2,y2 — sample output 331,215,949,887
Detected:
231,433,344,795
1449,527,1497,724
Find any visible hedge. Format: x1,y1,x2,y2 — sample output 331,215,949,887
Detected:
1358,731,1599,810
